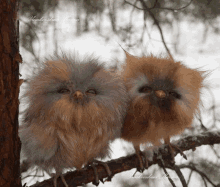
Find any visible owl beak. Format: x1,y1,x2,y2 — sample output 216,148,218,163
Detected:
73,91,83,100
155,90,166,99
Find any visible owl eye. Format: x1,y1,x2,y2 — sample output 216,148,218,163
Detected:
86,89,97,95
57,88,70,94
138,86,152,93
170,91,181,99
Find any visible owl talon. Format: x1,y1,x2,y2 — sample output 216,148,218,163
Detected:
167,144,175,163
168,143,187,161
90,163,100,186
93,160,113,182
105,176,112,182
53,173,69,187
135,153,144,173
136,167,144,173
134,147,149,173
164,137,187,162
88,160,112,185
100,178,104,184
92,181,99,186
140,151,149,169
172,144,187,160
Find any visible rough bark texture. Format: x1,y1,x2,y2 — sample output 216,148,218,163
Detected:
0,0,22,186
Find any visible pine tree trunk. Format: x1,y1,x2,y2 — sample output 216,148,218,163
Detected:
0,0,22,186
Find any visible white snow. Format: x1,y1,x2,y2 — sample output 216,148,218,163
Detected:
19,2,220,187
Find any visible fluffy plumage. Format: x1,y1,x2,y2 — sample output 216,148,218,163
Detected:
19,53,128,186
121,52,204,169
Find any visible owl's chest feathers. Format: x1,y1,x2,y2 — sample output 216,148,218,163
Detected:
122,111,148,138
52,120,112,168
122,99,192,145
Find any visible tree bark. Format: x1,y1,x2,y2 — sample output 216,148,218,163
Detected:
0,0,22,186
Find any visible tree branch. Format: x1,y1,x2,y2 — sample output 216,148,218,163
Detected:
178,164,217,187
124,0,193,11
173,165,187,187
158,158,176,187
23,131,220,187
138,0,173,59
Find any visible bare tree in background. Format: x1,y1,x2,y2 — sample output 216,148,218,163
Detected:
18,0,220,186
106,0,118,33
75,0,83,35
83,0,105,32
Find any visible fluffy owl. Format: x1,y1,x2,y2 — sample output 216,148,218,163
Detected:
19,53,128,187
121,52,204,171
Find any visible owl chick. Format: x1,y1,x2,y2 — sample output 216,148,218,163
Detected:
19,53,128,187
121,52,204,171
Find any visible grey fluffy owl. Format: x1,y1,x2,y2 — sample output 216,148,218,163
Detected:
19,53,128,187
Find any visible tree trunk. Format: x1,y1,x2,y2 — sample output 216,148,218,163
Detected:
107,0,117,33
84,10,90,32
0,0,22,187
76,0,82,35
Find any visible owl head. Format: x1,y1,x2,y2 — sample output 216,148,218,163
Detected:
22,53,128,153
122,52,205,143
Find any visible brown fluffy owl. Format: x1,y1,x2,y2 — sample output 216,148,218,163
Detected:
121,52,204,170
19,53,128,187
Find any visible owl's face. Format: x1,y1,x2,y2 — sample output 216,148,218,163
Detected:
23,54,128,135
123,53,204,136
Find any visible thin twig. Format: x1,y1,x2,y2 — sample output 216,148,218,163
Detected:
138,0,173,59
173,165,187,187
159,158,176,187
124,0,144,10
150,0,158,9
209,145,220,159
178,164,217,187
187,170,193,186
201,176,208,187
127,0,138,47
124,0,193,11
197,112,208,131
152,0,193,11
206,87,217,128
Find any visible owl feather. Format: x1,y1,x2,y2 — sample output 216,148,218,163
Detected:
121,52,205,170
19,53,128,186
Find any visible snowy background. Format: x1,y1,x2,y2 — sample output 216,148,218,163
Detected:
19,1,220,186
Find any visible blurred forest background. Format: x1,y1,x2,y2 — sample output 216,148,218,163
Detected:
19,0,220,187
